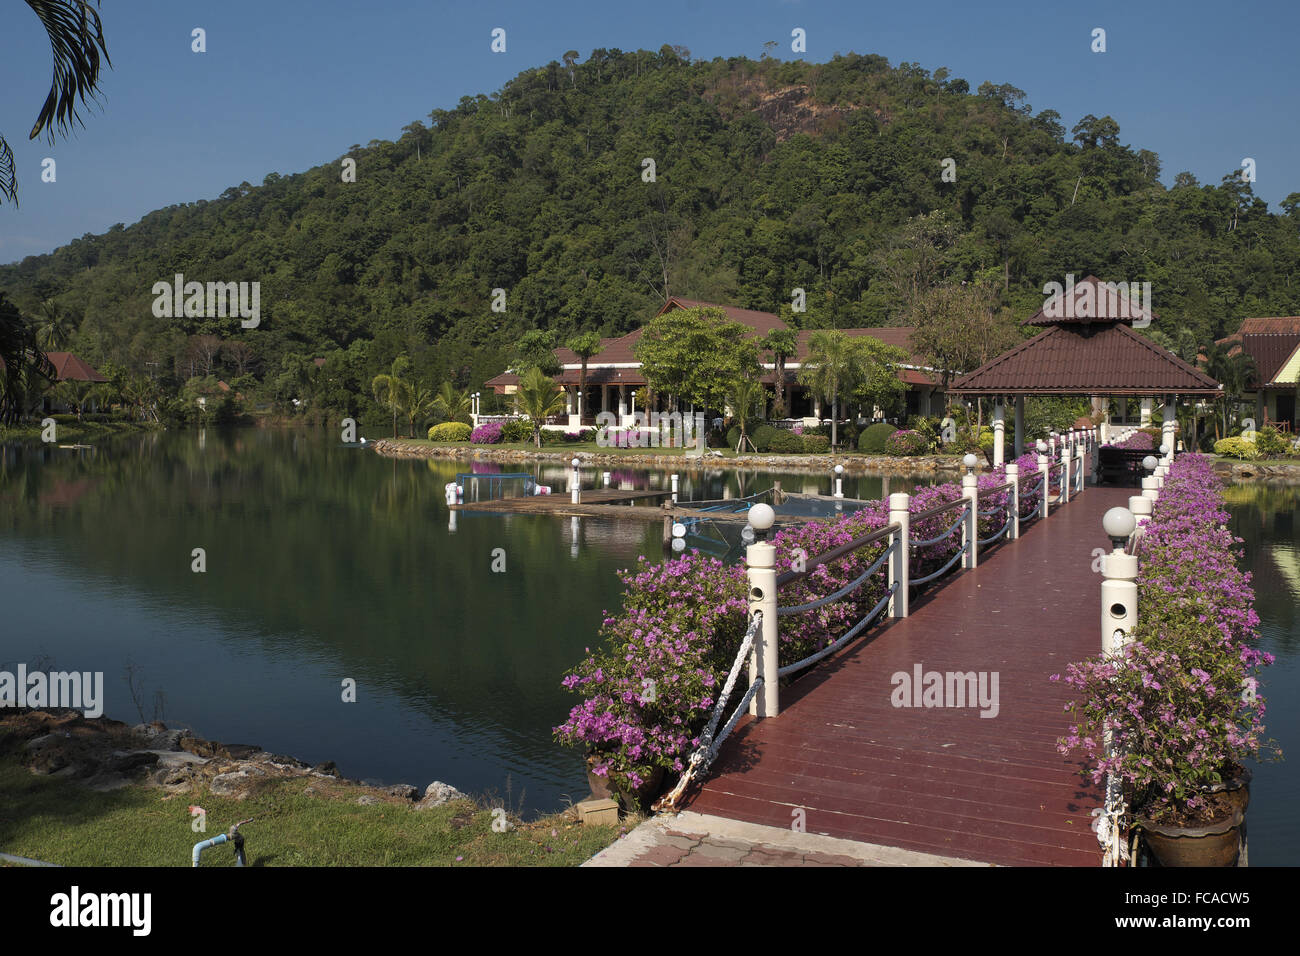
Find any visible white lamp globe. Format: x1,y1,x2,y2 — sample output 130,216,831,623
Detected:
1103,507,1136,541
748,503,776,533
1142,455,1157,472
962,453,977,469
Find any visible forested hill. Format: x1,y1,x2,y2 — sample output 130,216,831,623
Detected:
3,47,1298,395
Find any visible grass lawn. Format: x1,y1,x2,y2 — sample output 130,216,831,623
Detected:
0,756,629,867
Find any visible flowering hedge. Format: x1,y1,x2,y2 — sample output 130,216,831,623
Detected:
470,421,504,444
1055,454,1278,823
884,429,930,456
1107,431,1154,450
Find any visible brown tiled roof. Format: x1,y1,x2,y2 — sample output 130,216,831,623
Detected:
1024,275,1157,327
1215,319,1300,387
44,352,107,382
949,323,1219,395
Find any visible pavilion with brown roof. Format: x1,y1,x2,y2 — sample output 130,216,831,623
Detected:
484,297,946,426
949,276,1220,458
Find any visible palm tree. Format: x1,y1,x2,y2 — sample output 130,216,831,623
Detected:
0,292,55,424
565,331,603,420
761,328,798,419
431,381,471,424
35,299,73,350
727,376,765,453
3,1,111,206
371,357,414,438
798,330,860,448
405,381,437,438
1205,344,1256,438
515,366,567,447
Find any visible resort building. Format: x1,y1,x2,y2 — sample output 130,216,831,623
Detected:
484,298,945,428
1215,317,1300,432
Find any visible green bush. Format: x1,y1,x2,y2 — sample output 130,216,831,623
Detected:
1214,436,1261,460
802,434,830,454
1254,425,1291,457
428,421,472,442
726,426,741,449
501,418,533,443
767,430,804,453
884,429,930,456
750,424,778,452
858,422,897,453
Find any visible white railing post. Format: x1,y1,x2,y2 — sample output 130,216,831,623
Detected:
1101,508,1139,657
962,457,979,570
1075,440,1085,493
1038,443,1050,519
1006,463,1020,540
888,492,910,618
1141,455,1158,503
1129,494,1153,545
745,505,780,718
1060,440,1071,504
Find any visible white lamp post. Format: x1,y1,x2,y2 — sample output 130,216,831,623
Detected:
571,457,581,504
833,463,844,499
745,504,779,718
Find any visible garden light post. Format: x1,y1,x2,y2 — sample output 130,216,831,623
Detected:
888,492,910,618
962,453,979,570
745,504,780,718
1006,462,1020,539
1101,507,1138,658
1037,440,1050,519
1141,456,1159,502
571,457,581,504
833,463,844,499
671,473,679,504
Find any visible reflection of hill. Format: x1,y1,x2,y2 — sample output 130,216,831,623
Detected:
1227,483,1299,654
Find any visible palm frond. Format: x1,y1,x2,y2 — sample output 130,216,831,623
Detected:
25,0,111,142
0,136,15,205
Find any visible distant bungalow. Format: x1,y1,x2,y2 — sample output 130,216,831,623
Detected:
1215,317,1300,432
484,298,945,428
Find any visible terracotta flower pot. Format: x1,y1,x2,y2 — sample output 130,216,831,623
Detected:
1138,804,1245,867
584,755,664,813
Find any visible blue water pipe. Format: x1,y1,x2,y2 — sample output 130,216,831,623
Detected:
192,818,253,867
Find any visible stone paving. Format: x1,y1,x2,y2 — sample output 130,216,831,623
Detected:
585,811,990,867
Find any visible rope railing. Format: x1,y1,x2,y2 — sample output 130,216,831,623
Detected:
912,505,968,548
776,524,897,587
779,583,897,677
654,610,764,812
912,541,969,586
777,540,897,616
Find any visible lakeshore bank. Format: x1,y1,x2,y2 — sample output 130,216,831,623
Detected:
367,438,1300,483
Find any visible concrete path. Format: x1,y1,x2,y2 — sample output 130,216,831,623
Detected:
584,811,991,867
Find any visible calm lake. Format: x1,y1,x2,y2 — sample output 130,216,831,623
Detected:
1,429,1294,863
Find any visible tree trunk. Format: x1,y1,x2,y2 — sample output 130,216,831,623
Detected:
774,357,786,417
831,394,838,448
392,410,398,438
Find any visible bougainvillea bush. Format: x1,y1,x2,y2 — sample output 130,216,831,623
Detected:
555,554,748,791
1107,431,1154,450
884,429,930,456
470,421,503,444
1055,454,1278,824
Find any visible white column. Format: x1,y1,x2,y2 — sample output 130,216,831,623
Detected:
1140,397,1153,426
1014,396,1025,457
1006,463,1020,540
993,401,1006,467
746,507,780,718
1060,440,1071,504
962,470,979,570
888,493,910,618
1162,398,1176,463
1038,446,1050,518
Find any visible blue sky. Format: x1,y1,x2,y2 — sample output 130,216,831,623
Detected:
1,0,1297,264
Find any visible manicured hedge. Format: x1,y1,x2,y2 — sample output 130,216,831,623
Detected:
501,418,533,443
428,421,472,442
750,424,778,452
884,429,930,456
802,434,830,454
858,422,897,453
767,430,804,453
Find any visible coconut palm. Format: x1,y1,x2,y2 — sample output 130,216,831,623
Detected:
431,381,471,424
515,366,567,447
0,292,55,424
405,381,437,438
797,329,861,448
3,1,111,205
565,331,603,419
761,328,798,419
371,357,414,438
35,299,74,350
727,376,765,453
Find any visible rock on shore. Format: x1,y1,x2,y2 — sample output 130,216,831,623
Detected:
1,709,465,808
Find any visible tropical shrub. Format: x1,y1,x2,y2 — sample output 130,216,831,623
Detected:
1213,436,1261,460
725,425,741,449
428,421,471,442
802,434,830,454
858,422,897,453
1055,454,1277,824
884,429,929,457
767,430,804,453
470,421,503,444
1253,425,1291,457
750,424,778,452
501,418,533,443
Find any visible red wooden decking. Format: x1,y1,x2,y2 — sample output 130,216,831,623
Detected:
685,485,1134,866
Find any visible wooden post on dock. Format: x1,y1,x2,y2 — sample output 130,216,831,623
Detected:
772,480,782,506
662,504,673,551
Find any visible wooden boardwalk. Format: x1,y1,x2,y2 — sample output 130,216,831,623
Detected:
684,484,1132,866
